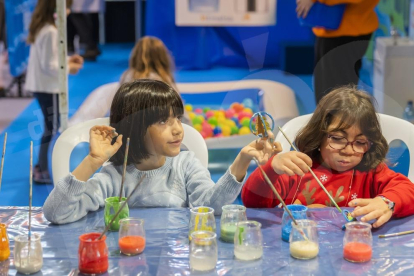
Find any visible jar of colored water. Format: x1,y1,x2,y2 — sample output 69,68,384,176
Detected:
14,233,43,274
190,231,218,272
281,205,308,242
289,219,319,259
119,218,146,256
78,233,108,275
220,205,247,243
104,196,129,231
189,207,216,240
234,221,263,261
343,222,372,263
0,223,10,261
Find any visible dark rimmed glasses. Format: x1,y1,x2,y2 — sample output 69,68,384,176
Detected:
327,135,373,153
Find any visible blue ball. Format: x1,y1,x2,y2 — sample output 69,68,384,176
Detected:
242,98,254,110
213,126,222,135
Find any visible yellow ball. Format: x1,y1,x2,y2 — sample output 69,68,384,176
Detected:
217,117,226,125
188,112,196,120
185,104,193,112
193,124,202,132
243,108,253,116
239,126,251,135
221,125,231,136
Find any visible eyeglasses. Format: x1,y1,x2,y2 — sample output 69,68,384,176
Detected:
327,135,372,153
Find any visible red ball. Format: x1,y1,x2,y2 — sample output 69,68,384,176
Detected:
194,108,203,114
225,109,235,119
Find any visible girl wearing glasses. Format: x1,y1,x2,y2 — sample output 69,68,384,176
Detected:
242,86,414,228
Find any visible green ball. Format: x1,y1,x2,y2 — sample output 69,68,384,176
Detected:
230,126,239,135
192,116,204,125
203,107,211,113
241,117,250,127
208,117,218,126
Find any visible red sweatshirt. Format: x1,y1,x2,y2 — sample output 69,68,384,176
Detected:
242,156,414,218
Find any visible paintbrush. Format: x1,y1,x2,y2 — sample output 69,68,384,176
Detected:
119,137,130,202
29,141,33,240
0,132,7,191
99,174,145,240
252,157,309,241
277,126,355,222
379,230,414,238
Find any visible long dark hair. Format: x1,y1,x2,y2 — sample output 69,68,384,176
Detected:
109,79,184,166
27,0,72,44
295,86,389,171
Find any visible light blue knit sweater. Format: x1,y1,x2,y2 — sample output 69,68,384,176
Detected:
43,151,245,224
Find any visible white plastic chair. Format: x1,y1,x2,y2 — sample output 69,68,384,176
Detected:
275,113,414,182
52,117,208,184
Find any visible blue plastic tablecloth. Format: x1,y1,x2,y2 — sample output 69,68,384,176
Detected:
1,207,414,275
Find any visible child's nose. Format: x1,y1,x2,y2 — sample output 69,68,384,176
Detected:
341,143,355,154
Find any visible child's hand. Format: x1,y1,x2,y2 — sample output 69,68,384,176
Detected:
240,132,282,165
349,197,393,228
271,151,312,176
296,0,314,18
68,62,82,74
69,54,84,65
89,126,123,167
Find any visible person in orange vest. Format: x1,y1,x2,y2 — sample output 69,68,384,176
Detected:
296,0,380,104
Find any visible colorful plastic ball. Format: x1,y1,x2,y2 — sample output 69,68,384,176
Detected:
242,98,254,109
213,127,222,135
202,123,212,134
221,125,231,136
243,108,253,116
215,134,224,138
194,108,203,114
200,131,208,139
192,115,204,125
231,126,239,135
208,117,218,126
193,124,202,132
203,107,211,113
215,110,225,119
185,104,193,112
240,117,250,128
231,102,244,112
238,111,251,121
205,110,215,119
217,117,226,126
239,126,251,135
225,109,236,119
224,119,236,127
188,112,196,120
231,117,239,126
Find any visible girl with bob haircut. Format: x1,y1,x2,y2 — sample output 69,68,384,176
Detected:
43,79,281,224
242,86,414,228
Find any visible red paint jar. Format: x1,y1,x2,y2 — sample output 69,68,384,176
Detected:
78,233,108,274
343,222,372,262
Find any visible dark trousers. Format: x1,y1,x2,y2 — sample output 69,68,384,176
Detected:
34,93,60,172
67,13,99,51
314,33,372,104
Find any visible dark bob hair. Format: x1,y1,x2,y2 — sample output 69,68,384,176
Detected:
109,79,184,165
295,86,389,171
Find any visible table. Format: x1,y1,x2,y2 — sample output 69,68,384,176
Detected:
1,207,414,275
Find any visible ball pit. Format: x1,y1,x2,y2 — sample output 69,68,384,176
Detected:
185,101,257,139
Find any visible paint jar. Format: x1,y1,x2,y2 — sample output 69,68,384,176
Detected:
234,221,263,261
78,233,108,274
190,231,217,272
189,207,216,240
281,205,308,242
14,234,43,274
343,222,372,263
119,218,146,256
289,219,319,259
104,196,129,231
220,204,247,243
0,223,10,261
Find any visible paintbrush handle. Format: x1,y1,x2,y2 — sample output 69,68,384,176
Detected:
29,141,33,240
253,158,297,225
379,230,414,238
0,132,7,191
100,174,145,240
119,138,130,201
277,127,343,213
